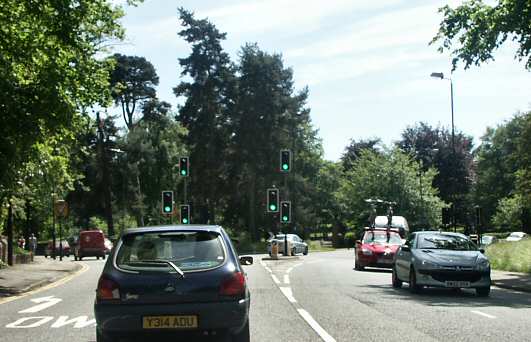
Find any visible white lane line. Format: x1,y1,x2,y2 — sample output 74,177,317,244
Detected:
264,266,273,273
286,267,294,274
297,309,336,342
284,274,290,284
271,274,281,284
471,310,496,319
279,287,297,303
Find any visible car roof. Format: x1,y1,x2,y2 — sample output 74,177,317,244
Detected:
122,225,224,236
414,231,466,237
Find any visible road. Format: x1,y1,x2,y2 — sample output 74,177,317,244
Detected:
1,250,531,341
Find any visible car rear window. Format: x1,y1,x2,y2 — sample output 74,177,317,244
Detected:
363,231,402,245
115,231,226,272
418,234,477,251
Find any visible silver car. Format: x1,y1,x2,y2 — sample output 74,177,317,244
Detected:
267,234,308,256
392,231,491,297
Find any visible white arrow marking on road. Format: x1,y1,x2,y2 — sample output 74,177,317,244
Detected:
19,296,62,314
6,316,54,328
271,274,281,284
51,316,96,328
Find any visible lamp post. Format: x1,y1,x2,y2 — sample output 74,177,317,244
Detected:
431,72,457,232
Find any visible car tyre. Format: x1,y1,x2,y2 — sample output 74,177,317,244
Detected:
102,254,106,260
231,320,250,342
476,286,490,297
303,247,308,255
409,268,421,294
74,255,78,261
392,267,402,288
97,256,100,260
291,247,296,256
96,330,112,342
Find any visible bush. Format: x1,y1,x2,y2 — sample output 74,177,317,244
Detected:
344,232,356,248
14,246,30,255
486,239,531,273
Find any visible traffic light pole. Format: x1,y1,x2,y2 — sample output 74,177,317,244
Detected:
283,173,289,256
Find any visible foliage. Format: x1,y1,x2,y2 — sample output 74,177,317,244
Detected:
337,148,445,233
486,239,531,273
0,0,128,194
474,111,530,228
344,232,356,247
109,53,160,129
341,138,381,171
492,195,524,232
432,0,531,70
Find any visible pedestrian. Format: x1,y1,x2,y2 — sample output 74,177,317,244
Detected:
29,233,37,254
18,236,26,249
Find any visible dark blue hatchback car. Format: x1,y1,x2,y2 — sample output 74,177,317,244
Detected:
94,225,252,342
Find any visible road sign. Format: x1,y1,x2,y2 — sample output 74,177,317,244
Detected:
54,200,68,218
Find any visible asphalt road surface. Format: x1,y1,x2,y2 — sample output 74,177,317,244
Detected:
1,250,530,342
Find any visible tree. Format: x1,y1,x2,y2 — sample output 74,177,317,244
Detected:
0,0,134,195
174,8,236,225
492,195,524,231
432,0,531,70
109,54,160,129
397,122,474,227
341,138,381,171
337,149,445,232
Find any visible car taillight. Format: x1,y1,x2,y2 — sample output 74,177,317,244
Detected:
97,276,120,301
220,272,246,296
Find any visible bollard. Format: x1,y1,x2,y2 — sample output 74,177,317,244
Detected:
271,240,279,259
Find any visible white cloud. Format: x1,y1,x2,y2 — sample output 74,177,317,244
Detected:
202,0,403,35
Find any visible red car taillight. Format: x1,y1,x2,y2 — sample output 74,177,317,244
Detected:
219,272,246,296
97,276,120,301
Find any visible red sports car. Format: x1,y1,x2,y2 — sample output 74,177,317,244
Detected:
355,229,402,270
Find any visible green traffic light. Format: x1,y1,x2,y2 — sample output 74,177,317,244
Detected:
282,164,289,170
181,170,187,176
182,218,189,224
270,204,277,211
164,206,171,213
282,216,288,221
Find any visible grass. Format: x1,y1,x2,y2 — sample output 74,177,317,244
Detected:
307,240,336,252
486,239,531,274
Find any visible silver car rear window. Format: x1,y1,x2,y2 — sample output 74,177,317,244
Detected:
116,231,226,272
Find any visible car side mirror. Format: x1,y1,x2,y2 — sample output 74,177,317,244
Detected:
479,248,485,254
239,256,253,265
401,245,410,252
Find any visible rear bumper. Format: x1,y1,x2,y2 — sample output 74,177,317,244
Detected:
79,248,105,256
416,269,491,288
357,254,395,268
94,298,249,336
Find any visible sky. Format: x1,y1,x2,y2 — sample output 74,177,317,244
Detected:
112,0,531,161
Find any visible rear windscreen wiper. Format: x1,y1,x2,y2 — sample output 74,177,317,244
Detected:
127,260,185,278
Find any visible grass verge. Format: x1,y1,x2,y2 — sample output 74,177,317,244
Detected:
486,239,531,274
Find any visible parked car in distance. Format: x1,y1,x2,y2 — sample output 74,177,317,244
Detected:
393,231,491,297
104,238,113,254
267,234,308,256
479,235,498,248
45,240,70,257
94,225,252,342
355,228,402,270
75,230,106,261
506,232,527,242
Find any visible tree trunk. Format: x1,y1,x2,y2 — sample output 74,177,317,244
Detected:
7,200,13,266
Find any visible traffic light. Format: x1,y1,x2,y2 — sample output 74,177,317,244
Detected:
267,188,279,212
442,207,450,225
162,191,173,214
280,201,291,223
179,157,189,177
180,204,190,224
280,150,292,172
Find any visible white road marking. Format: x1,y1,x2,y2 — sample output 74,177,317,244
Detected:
265,266,273,273
271,274,281,284
51,316,96,328
6,316,54,328
297,309,336,342
284,274,290,284
19,296,62,314
471,310,496,319
279,287,297,303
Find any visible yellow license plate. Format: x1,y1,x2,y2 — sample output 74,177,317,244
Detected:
142,315,198,329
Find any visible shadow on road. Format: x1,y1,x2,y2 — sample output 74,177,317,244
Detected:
352,267,392,274
368,284,531,309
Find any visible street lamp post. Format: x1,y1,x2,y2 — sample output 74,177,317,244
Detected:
431,72,456,232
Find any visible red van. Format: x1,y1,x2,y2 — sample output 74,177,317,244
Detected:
74,230,106,261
